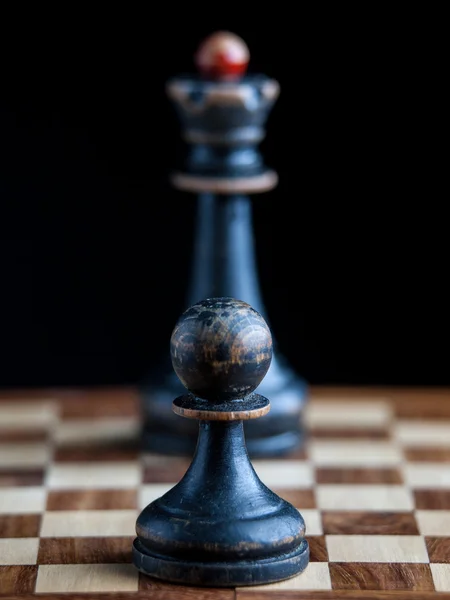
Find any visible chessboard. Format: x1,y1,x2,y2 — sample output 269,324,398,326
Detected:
0,386,449,599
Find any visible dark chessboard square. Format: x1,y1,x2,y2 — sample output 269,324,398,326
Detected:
0,430,48,442
316,467,403,484
394,395,450,419
272,488,316,509
54,444,139,462
415,490,450,510
37,537,134,564
322,511,419,535
405,448,450,462
329,562,434,591
309,427,389,440
0,468,44,487
59,388,138,419
307,535,328,562
0,514,41,538
426,537,450,563
46,489,137,510
0,565,37,594
139,572,235,598
143,462,190,484
281,446,308,461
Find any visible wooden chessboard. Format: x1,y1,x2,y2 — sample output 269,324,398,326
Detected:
0,386,449,599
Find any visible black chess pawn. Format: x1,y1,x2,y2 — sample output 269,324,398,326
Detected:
133,298,309,587
141,31,308,458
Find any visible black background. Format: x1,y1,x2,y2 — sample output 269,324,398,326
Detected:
0,12,447,389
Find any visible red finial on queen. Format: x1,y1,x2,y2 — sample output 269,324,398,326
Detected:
195,31,250,81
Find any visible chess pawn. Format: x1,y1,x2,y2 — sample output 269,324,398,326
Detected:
133,298,309,587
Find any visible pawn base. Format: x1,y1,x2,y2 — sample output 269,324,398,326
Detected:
133,537,309,587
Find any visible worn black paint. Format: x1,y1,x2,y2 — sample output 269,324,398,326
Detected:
134,297,309,586
133,422,309,586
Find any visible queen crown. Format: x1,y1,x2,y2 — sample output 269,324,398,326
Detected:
165,32,280,189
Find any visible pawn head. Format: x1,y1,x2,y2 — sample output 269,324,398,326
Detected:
170,297,272,402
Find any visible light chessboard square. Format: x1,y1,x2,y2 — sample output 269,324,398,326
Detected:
431,564,450,592
46,489,137,511
0,443,50,468
395,421,450,447
40,510,137,537
326,534,429,563
0,488,47,514
252,460,314,488
0,538,39,565
301,509,323,535
416,510,450,536
316,484,414,511
0,401,58,431
46,462,140,489
139,484,175,510
304,399,392,428
141,453,189,468
403,463,450,489
54,418,139,446
238,562,332,591
35,564,139,593
308,440,402,467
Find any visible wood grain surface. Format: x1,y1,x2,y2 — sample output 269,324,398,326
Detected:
0,385,449,598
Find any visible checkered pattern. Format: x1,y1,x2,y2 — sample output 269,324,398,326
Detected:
0,388,449,597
